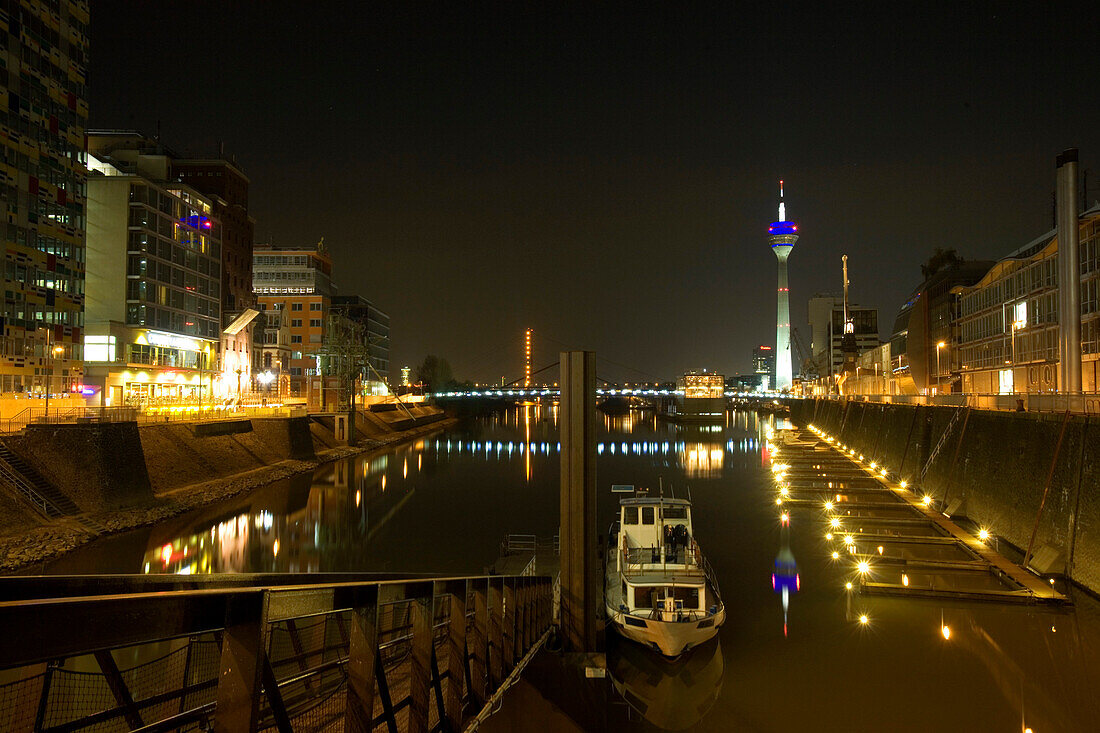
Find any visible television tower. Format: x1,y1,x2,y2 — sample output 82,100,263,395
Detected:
768,181,800,391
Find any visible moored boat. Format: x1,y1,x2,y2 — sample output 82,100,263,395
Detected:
605,492,725,657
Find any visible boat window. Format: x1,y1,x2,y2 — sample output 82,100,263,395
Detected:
633,586,655,608
663,506,687,520
672,586,701,609
623,506,639,525
641,507,655,525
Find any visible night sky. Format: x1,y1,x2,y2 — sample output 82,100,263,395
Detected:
89,2,1100,383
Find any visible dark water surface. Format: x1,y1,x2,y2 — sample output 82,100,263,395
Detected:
42,407,1100,731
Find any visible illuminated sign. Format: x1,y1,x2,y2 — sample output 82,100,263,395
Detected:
144,331,200,351
180,214,213,230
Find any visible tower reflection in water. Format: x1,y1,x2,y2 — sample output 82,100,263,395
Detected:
607,634,724,730
772,517,799,637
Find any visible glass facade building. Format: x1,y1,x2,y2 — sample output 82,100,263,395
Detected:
0,1,90,399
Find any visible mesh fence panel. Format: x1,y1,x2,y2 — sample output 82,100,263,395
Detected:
0,671,44,733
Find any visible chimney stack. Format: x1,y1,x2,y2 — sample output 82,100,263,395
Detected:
1057,148,1081,393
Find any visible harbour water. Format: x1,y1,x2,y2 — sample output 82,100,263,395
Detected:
42,407,1100,731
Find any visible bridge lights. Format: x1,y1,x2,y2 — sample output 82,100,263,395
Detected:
922,495,933,506
978,528,990,541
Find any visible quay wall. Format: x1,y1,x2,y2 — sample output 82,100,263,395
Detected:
14,423,154,511
788,399,1100,593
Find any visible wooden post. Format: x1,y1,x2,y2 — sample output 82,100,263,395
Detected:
487,577,504,690
344,586,379,733
502,579,517,672
469,578,488,705
559,350,598,653
214,592,268,733
407,583,434,733
437,580,467,732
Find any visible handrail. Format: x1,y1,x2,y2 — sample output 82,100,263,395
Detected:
0,573,556,733
0,455,58,517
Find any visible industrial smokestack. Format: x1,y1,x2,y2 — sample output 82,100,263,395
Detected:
1057,148,1081,393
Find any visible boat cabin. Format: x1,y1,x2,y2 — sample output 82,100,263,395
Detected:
615,497,710,617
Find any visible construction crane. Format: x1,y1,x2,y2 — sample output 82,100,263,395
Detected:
791,327,820,379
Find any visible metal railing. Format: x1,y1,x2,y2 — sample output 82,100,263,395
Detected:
0,572,554,733
620,542,706,578
801,392,1100,415
1,406,138,434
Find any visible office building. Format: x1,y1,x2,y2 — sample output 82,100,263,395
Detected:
752,345,774,388
252,240,335,394
83,134,221,405
0,1,90,407
174,153,259,397
330,294,391,386
957,202,1100,394
807,295,880,377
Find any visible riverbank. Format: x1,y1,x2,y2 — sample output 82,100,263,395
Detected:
0,416,456,572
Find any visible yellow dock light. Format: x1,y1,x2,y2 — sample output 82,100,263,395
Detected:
922,495,933,506
978,528,989,541
826,533,833,540
824,501,833,510
899,480,908,489
941,625,951,640
902,573,909,587
877,546,884,555
845,581,853,590
858,614,869,625
857,560,870,574
830,518,841,528
831,551,840,560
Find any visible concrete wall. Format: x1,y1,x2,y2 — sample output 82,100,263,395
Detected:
789,398,1100,592
138,416,315,492
15,422,154,512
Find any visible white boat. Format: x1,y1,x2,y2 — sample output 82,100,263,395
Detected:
605,493,725,657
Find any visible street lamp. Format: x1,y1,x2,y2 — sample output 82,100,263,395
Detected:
46,343,64,418
935,341,946,393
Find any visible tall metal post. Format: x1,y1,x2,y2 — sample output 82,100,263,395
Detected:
1057,149,1082,393
559,350,597,652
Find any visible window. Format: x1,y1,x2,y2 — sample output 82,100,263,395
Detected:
663,506,687,520
623,507,638,525
309,319,322,328
291,335,302,344
291,319,302,327
291,303,303,311
309,303,322,311
641,507,655,525
633,586,655,609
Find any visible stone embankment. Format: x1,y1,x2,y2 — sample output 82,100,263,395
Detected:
788,398,1100,593
0,408,454,571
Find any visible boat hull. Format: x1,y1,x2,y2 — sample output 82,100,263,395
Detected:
605,603,725,657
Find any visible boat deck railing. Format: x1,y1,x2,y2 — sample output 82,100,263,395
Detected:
620,543,707,578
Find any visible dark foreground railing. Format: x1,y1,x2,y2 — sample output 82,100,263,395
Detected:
0,573,553,733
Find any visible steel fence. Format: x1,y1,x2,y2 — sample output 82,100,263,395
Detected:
0,573,553,733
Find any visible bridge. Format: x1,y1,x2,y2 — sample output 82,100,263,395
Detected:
431,387,781,400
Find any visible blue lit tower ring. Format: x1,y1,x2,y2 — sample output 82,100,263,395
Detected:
769,181,799,391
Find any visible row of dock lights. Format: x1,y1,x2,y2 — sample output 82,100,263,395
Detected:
805,423,994,550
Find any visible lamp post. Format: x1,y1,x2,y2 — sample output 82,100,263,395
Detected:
935,341,946,393
46,340,64,419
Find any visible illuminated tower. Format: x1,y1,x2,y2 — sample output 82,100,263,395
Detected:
768,181,800,391
524,328,533,388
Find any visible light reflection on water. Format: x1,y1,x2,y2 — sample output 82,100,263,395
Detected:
40,406,1100,731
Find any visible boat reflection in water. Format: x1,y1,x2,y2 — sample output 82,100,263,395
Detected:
772,517,799,637
607,633,724,730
